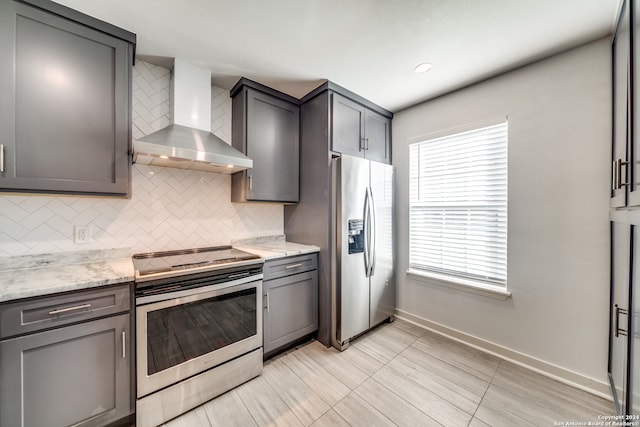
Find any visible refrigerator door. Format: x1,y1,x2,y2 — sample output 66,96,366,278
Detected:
370,161,395,326
335,155,371,344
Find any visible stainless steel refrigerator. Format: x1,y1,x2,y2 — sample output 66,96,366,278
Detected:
331,155,395,350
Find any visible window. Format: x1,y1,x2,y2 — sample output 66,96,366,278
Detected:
409,120,508,288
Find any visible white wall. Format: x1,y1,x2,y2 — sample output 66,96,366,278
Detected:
0,61,283,256
393,38,611,391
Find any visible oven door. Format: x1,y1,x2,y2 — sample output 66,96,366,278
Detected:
136,276,262,398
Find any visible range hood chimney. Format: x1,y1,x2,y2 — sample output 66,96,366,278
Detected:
133,59,252,174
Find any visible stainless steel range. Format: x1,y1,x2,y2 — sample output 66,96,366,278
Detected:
132,246,264,427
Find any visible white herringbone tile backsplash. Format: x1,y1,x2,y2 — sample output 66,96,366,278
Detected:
0,61,283,257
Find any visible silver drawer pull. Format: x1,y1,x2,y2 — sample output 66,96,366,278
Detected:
285,263,303,269
48,303,92,316
266,291,270,312
0,144,4,173
122,331,126,359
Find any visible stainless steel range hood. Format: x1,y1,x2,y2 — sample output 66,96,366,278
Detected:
133,59,252,174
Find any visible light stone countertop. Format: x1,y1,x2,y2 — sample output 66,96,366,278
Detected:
0,248,134,303
233,235,320,260
0,237,320,304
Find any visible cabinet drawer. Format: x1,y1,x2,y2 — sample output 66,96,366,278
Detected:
263,253,318,280
0,284,131,339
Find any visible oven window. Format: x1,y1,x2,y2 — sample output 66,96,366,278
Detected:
146,287,256,375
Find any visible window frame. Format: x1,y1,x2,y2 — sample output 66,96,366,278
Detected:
407,118,510,299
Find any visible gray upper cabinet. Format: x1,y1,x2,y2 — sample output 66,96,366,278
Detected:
364,108,392,164
331,94,365,156
231,78,300,203
0,0,135,196
331,92,392,164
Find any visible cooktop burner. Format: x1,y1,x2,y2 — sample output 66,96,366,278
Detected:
132,246,262,280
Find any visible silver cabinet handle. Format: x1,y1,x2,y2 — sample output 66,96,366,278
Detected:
620,159,630,187
248,174,253,192
613,158,629,190
615,304,628,337
122,331,126,359
265,291,270,312
360,138,366,152
365,138,369,150
48,303,91,315
0,144,4,173
285,263,302,269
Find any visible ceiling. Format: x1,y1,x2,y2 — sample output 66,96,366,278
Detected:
52,0,620,112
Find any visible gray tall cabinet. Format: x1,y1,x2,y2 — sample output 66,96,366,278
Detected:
0,0,135,196
610,0,640,415
284,82,393,346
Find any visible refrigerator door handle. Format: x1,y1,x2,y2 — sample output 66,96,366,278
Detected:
363,189,371,277
367,186,376,276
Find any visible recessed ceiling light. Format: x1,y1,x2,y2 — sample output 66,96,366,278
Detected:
415,62,433,74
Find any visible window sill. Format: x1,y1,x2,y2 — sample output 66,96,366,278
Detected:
406,269,512,300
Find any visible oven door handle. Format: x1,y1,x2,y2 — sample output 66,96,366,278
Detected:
136,274,263,305
140,285,182,296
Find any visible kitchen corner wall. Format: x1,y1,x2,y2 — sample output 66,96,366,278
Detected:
0,60,283,257
393,38,610,392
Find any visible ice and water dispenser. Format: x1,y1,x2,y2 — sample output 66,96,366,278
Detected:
348,219,364,254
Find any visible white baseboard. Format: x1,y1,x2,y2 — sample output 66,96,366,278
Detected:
395,309,612,401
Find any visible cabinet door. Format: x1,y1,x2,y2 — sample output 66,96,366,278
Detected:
331,93,365,158
0,1,131,196
364,109,391,164
263,270,318,355
0,314,131,427
613,0,631,207
610,221,632,415
631,224,640,414
631,0,640,206
245,89,299,202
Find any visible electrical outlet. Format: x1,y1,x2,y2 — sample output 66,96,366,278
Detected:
74,225,91,244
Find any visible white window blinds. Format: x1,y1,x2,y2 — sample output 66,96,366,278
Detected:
409,120,508,286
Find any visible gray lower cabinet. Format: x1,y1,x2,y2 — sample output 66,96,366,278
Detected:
231,78,300,203
0,284,132,427
0,0,135,196
263,254,318,355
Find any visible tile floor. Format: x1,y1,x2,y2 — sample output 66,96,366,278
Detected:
160,320,614,427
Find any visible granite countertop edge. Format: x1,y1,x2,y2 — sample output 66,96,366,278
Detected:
232,235,320,260
0,249,134,303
